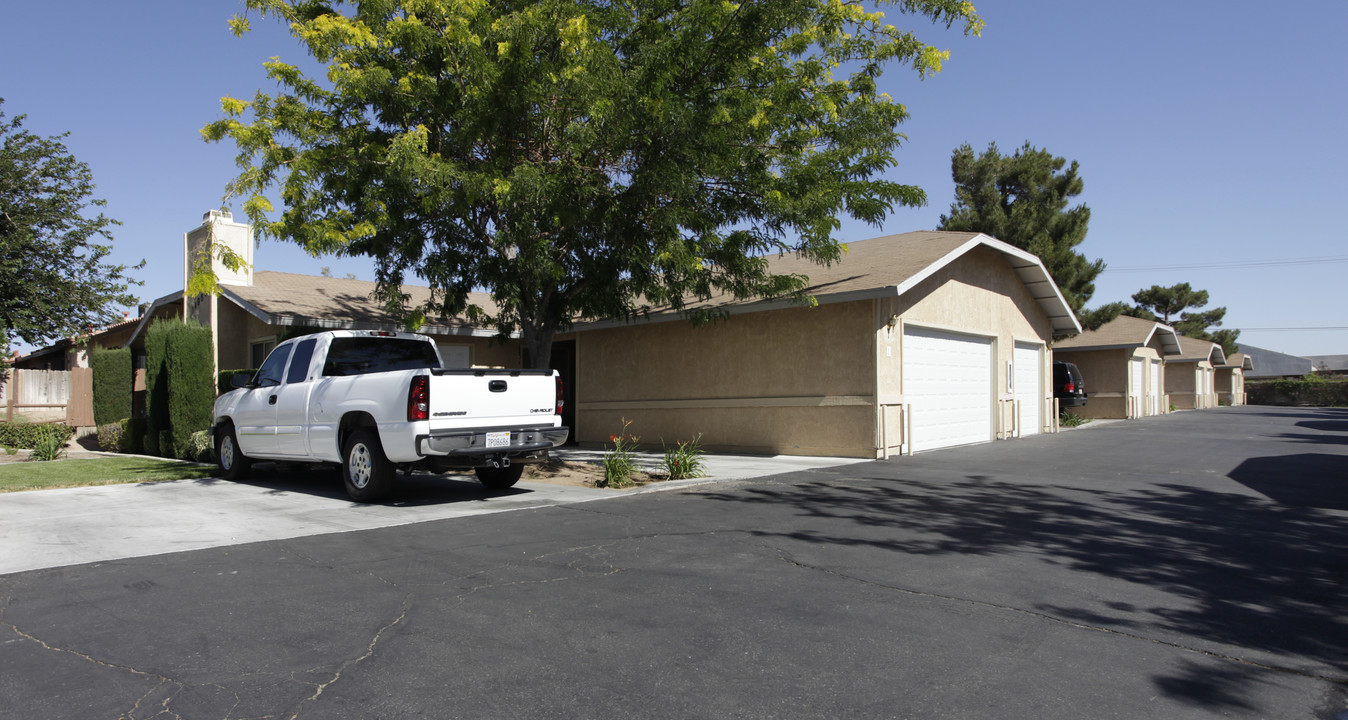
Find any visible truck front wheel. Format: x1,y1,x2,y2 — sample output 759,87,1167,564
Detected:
216,424,252,481
475,463,524,490
342,428,395,502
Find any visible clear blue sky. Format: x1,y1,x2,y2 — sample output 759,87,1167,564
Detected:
4,1,1345,357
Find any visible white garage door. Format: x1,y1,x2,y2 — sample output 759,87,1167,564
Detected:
1130,358,1144,418
903,327,993,452
1013,342,1042,436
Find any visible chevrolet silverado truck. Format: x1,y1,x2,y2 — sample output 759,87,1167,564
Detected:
211,330,569,502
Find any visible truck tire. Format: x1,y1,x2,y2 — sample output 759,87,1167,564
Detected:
215,423,252,481
475,463,524,490
342,428,395,502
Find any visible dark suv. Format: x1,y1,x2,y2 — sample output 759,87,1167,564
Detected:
1053,361,1088,407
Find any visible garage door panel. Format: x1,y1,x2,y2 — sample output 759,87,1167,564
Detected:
904,327,993,452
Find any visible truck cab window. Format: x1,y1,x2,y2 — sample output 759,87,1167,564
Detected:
254,344,293,387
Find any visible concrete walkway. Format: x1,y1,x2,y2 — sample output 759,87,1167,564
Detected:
0,450,865,575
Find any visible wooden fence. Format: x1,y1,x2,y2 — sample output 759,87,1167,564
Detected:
1,368,94,426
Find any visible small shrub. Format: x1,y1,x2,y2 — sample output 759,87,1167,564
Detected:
600,418,639,489
1059,412,1089,428
28,427,68,462
662,433,706,480
0,422,74,449
121,418,145,454
187,430,214,463
2,445,16,456
97,421,126,452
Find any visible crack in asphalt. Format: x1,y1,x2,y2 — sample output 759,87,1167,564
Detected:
3,619,186,719
282,597,410,720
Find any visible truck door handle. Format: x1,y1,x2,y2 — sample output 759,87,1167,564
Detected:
269,395,278,405
489,380,508,392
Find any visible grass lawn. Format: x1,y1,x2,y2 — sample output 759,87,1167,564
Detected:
0,458,217,493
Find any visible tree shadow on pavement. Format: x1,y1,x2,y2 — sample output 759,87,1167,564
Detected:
696,463,1348,707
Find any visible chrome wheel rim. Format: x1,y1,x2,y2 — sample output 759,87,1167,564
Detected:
349,443,372,489
221,436,235,470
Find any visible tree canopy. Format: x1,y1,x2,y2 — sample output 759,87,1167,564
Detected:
1130,282,1239,356
938,141,1103,321
204,0,983,367
0,99,142,351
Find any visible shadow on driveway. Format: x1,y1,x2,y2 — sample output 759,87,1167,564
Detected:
224,463,529,506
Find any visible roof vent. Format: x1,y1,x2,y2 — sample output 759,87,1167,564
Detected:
203,209,233,222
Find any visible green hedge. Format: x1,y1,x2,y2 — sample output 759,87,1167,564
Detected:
90,346,133,427
1247,376,1348,407
144,319,216,459
0,422,75,449
144,320,171,456
166,322,215,459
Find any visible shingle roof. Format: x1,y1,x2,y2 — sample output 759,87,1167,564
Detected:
600,230,1082,337
1053,314,1181,355
1172,335,1226,364
1238,344,1313,378
224,271,503,337
1221,352,1254,371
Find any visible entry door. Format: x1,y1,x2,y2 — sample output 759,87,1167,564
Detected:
1129,358,1144,418
903,327,993,452
1013,342,1042,436
1149,359,1162,415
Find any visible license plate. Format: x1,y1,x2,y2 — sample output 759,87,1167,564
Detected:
485,431,511,448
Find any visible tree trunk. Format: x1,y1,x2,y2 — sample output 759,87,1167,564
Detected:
522,323,556,370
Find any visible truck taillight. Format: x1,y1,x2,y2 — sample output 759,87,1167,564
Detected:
1065,381,1075,392
408,376,429,421
556,377,564,415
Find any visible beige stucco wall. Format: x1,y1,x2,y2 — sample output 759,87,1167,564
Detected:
568,299,877,457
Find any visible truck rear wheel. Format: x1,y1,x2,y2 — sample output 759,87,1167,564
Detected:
342,428,395,502
475,463,524,490
216,424,252,481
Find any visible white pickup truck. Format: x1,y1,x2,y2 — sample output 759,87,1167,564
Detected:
211,330,569,502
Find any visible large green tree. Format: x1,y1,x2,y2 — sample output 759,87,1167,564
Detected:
938,141,1103,321
0,99,142,350
1130,282,1239,356
204,0,983,367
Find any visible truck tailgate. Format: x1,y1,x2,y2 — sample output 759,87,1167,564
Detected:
426,369,558,427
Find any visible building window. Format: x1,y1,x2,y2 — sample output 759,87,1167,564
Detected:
250,337,277,368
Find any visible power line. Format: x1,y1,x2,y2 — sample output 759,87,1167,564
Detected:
1239,326,1348,332
1103,256,1348,273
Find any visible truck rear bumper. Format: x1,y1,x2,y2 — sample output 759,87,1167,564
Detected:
416,425,570,458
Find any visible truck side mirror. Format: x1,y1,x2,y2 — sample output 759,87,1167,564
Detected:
230,373,254,389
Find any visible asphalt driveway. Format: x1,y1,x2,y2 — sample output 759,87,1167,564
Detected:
1,406,1345,719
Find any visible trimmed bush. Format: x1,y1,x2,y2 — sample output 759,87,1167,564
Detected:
97,421,126,452
1247,376,1348,407
218,368,258,395
145,319,217,459
165,322,215,459
90,346,133,427
0,422,75,450
121,417,145,454
144,320,172,456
